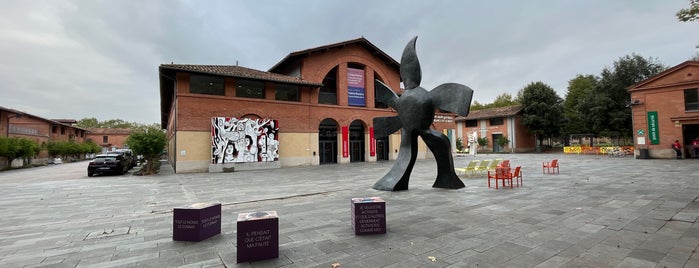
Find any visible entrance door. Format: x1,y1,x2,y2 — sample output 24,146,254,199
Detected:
349,120,365,163
492,134,503,153
376,137,389,161
683,124,699,158
319,140,337,164
319,119,338,164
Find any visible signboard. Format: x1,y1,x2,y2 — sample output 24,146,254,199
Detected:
342,126,349,158
647,111,659,145
347,68,365,106
369,127,376,156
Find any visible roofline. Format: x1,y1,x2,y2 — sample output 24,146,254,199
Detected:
0,105,90,132
628,60,699,91
158,65,324,87
268,37,400,72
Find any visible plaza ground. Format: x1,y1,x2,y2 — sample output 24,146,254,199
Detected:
0,153,698,267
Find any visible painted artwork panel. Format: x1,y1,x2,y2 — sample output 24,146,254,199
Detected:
211,117,279,163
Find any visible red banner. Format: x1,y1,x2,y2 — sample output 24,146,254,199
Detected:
342,126,349,158
369,127,376,156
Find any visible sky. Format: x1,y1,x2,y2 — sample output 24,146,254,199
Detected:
1,0,697,125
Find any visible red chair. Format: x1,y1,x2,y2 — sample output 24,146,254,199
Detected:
487,167,512,189
498,159,510,168
542,159,559,174
510,166,522,186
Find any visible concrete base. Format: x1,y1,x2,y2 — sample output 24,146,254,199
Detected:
208,161,281,173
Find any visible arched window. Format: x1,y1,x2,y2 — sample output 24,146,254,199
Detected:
319,67,338,105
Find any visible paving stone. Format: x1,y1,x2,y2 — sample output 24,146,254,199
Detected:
2,154,699,267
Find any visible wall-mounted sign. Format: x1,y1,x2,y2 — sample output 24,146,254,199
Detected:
369,127,376,157
647,111,659,145
347,68,365,107
342,126,349,157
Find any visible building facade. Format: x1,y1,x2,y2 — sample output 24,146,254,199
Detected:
85,128,134,153
628,60,699,159
455,105,536,153
0,106,88,168
159,38,460,173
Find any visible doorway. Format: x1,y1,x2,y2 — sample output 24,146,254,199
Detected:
319,119,338,164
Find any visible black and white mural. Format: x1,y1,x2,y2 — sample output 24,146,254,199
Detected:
211,117,279,164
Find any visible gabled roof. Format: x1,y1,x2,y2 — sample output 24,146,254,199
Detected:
159,64,323,87
0,105,89,132
628,60,699,91
455,105,523,121
268,37,400,73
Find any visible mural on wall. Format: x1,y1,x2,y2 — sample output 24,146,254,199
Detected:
211,117,279,164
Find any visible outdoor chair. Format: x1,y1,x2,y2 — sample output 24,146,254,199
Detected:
542,159,559,174
455,160,479,176
498,159,510,168
509,166,522,186
473,160,491,175
487,167,512,189
485,159,501,173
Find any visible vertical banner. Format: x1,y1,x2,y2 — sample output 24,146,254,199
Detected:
347,68,365,106
647,111,659,145
369,127,376,156
342,126,349,158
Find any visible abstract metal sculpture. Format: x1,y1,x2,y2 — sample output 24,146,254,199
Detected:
372,36,474,191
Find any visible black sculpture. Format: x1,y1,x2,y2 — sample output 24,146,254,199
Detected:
372,36,474,191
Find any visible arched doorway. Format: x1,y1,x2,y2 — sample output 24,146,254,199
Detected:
349,120,366,162
319,118,338,164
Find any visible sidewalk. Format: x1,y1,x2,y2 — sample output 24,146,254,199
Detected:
1,153,698,267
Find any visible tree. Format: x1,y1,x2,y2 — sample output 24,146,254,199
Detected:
677,0,699,22
580,54,666,140
496,136,510,149
492,93,520,108
562,74,598,144
470,93,520,111
0,137,40,168
518,81,565,148
126,126,167,175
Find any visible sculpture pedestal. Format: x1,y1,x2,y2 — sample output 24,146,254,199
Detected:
172,203,221,242
236,211,279,263
351,197,386,235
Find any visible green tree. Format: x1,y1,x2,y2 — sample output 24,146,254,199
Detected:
126,126,167,175
0,137,40,168
496,135,510,149
677,0,699,22
518,81,565,148
76,117,100,128
563,74,598,144
580,54,665,140
477,137,489,148
491,93,520,108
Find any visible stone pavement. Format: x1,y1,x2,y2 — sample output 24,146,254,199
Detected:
1,153,699,268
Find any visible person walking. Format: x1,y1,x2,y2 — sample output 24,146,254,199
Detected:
692,138,699,158
673,139,682,159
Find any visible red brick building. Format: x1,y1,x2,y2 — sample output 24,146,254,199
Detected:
85,128,133,153
0,106,88,168
159,37,460,173
628,60,699,159
455,105,536,153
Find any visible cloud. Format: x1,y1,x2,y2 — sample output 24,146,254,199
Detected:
0,0,696,124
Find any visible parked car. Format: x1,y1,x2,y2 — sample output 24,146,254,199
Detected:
87,153,129,177
48,158,63,165
112,149,136,169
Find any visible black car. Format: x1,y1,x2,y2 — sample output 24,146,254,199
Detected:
114,149,136,169
87,153,129,177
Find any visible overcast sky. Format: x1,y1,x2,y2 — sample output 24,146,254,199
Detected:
1,0,697,125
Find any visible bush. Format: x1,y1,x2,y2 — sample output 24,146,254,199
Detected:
127,127,166,175
0,137,40,168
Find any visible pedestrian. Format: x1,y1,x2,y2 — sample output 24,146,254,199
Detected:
673,139,682,159
692,137,699,158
